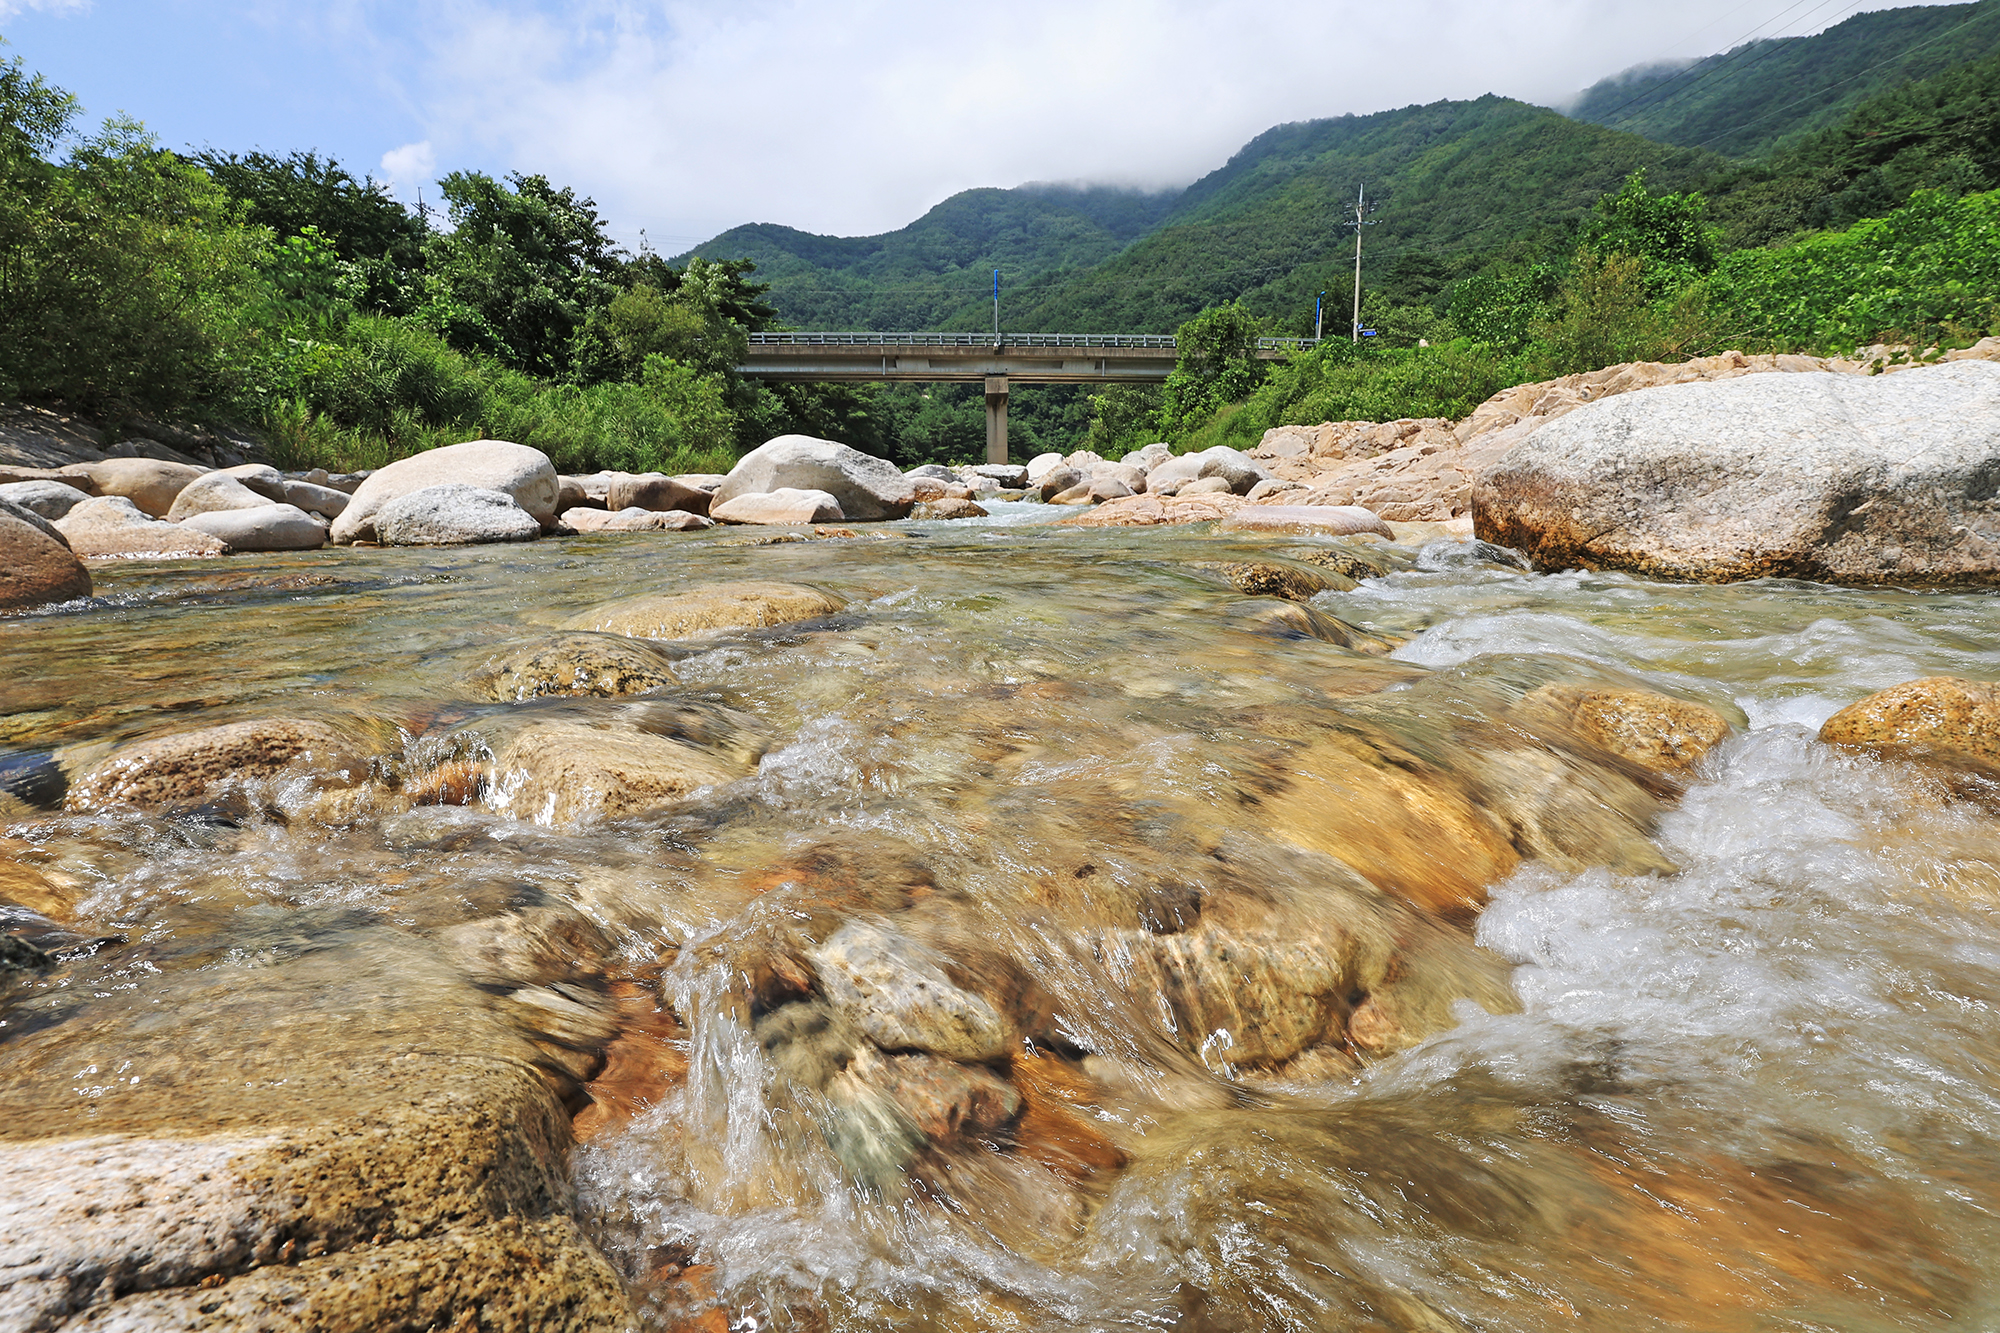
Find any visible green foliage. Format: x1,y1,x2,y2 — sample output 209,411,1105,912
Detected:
1083,384,1164,456
0,62,269,412
1570,0,2000,157
1706,186,2000,351
416,170,624,376
1160,302,1266,435
1581,170,1719,293
1706,44,2000,248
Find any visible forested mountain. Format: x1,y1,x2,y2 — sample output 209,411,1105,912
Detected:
1003,98,1718,334
672,0,2000,338
1569,0,2000,157
676,184,1175,330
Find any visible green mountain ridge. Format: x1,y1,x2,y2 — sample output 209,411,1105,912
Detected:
1569,0,2000,157
681,0,2000,336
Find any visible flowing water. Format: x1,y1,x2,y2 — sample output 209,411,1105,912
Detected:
7,510,2000,1331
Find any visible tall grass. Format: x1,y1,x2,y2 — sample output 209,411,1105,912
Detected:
253,314,741,476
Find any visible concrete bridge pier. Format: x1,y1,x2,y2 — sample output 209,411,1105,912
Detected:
984,375,1008,465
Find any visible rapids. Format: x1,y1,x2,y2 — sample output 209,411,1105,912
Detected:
7,511,2000,1331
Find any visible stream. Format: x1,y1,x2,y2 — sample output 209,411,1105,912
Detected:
6,508,2000,1331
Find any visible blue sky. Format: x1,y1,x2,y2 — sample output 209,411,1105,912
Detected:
0,0,1959,249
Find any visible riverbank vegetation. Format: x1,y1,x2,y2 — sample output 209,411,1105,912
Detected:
3,12,1998,473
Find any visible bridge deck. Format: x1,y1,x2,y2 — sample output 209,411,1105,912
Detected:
736,332,1317,384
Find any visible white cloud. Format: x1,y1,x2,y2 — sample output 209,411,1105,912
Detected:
367,0,1959,245
0,0,90,18
378,139,436,200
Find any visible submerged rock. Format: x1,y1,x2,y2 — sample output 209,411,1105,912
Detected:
1192,559,1340,602
67,718,369,810
1520,684,1732,776
808,919,1017,1062
1820,676,2000,770
0,499,91,611
489,721,745,825
330,440,559,544
1474,361,2000,586
475,633,684,701
572,581,846,640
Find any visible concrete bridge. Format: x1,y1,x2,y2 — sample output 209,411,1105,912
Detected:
737,332,1318,463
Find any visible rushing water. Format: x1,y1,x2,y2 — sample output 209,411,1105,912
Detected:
8,511,2000,1331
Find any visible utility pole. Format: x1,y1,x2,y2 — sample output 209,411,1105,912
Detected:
992,269,1000,347
1316,291,1325,342
1347,184,1375,342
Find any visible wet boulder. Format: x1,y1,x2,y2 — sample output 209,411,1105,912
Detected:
1517,684,1732,776
1473,361,2000,586
1037,466,1084,501
330,440,559,544
0,479,92,521
571,581,846,640
1192,559,1340,602
66,718,370,810
475,633,683,701
373,483,541,546
710,487,846,525
179,503,329,552
1819,676,2000,770
711,435,915,521
54,495,228,559
487,721,745,825
911,498,988,520
0,499,91,611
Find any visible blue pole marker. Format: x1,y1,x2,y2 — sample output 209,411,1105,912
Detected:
992,269,1000,343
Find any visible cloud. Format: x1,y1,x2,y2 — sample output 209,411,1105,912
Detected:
97,0,1957,246
378,139,436,200
0,0,90,18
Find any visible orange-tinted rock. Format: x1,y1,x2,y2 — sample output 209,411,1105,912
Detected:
67,718,370,810
1523,684,1732,775
1820,677,2000,769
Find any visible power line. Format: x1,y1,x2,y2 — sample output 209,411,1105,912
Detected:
1580,0,1840,127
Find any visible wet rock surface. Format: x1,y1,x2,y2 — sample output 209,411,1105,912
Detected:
66,718,371,810
0,499,92,612
571,580,847,639
476,633,686,701
1820,675,2000,771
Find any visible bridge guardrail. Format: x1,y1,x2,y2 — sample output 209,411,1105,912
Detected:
745,332,1329,354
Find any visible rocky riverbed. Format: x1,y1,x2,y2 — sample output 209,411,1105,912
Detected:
8,354,2000,1331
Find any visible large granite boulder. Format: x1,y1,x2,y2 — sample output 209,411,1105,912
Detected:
374,484,542,546
61,458,203,518
712,435,915,521
180,503,330,552
0,498,91,611
165,471,272,522
330,441,558,544
280,477,351,518
1473,362,2000,586
55,495,229,559
0,478,92,521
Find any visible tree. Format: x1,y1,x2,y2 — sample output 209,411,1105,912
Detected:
417,170,625,377
1580,170,1719,297
0,55,268,412
1160,301,1266,437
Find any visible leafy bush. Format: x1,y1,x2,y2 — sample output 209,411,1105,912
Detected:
1706,187,2000,352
